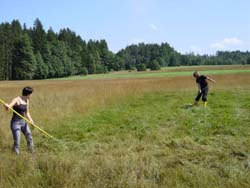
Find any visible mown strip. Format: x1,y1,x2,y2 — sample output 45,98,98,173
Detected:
56,68,250,80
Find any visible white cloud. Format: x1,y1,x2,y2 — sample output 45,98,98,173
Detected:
223,38,243,45
149,24,158,31
210,37,243,50
210,43,225,49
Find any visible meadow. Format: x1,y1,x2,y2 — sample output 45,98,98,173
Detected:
0,65,250,188
56,65,250,80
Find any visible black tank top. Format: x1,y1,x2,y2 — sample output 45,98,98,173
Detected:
196,75,208,89
12,104,27,120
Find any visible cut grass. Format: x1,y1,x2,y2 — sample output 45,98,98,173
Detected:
1,69,250,188
1,89,248,188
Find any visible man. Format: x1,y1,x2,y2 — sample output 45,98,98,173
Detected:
193,71,216,107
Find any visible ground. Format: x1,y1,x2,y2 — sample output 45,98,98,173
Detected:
0,65,250,188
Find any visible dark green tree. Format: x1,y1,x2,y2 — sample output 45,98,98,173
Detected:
32,18,47,54
86,54,96,74
12,33,36,80
247,57,250,65
2,19,250,80
0,23,14,80
136,63,147,71
149,60,161,70
34,52,48,79
80,67,88,76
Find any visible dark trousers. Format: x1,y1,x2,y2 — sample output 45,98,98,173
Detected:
195,87,208,102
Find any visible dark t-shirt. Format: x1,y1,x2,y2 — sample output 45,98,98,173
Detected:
196,75,208,89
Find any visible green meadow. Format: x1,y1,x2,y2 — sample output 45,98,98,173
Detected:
56,65,250,80
1,65,250,188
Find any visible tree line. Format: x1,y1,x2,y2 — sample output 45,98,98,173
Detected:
0,19,250,80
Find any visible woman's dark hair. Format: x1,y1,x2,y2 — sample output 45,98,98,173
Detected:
22,86,33,96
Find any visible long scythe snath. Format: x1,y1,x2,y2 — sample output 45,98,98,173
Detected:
0,98,56,140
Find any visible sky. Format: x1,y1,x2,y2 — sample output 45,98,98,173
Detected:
0,0,249,54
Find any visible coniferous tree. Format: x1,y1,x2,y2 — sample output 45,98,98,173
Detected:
86,54,96,74
0,23,14,80
32,18,47,55
136,63,147,71
149,60,161,70
1,19,250,80
34,52,48,79
247,57,250,65
47,27,57,44
12,33,36,80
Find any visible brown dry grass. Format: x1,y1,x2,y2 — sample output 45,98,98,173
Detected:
161,65,250,72
113,65,250,74
0,73,249,131
1,73,250,188
0,73,248,135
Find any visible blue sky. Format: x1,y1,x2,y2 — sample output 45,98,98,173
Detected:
1,0,249,54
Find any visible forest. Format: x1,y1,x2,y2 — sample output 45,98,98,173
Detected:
0,18,250,80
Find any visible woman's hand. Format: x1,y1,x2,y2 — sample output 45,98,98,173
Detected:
29,119,34,124
4,104,10,111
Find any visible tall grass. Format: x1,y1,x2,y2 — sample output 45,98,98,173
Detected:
55,65,250,80
0,72,250,188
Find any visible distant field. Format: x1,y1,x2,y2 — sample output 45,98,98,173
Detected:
1,65,250,188
55,65,250,80
161,64,250,71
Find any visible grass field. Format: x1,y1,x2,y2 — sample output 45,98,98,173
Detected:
55,65,250,80
0,65,250,188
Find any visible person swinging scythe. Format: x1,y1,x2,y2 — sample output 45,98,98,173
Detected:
193,71,216,107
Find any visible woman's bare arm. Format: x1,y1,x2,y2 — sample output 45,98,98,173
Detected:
26,100,34,124
207,76,216,83
4,97,19,111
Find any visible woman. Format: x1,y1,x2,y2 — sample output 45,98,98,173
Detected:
4,86,34,155
193,71,216,107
